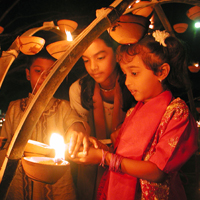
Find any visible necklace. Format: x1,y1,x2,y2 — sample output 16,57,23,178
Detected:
99,84,115,92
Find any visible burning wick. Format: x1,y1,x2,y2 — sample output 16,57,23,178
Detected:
50,133,65,164
65,31,73,41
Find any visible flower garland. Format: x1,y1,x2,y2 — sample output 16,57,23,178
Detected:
152,30,170,47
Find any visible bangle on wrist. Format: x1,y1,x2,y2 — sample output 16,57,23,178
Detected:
99,149,108,168
109,153,123,174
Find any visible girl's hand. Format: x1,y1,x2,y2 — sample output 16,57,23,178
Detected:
89,137,109,151
68,147,102,165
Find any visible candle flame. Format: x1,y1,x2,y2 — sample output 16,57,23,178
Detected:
65,31,73,41
50,133,65,160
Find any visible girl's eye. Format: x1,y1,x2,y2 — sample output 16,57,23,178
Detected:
132,72,137,76
82,57,89,63
83,59,88,63
35,69,41,73
97,56,105,60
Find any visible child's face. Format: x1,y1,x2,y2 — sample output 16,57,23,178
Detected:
26,58,55,94
82,38,117,84
120,54,163,103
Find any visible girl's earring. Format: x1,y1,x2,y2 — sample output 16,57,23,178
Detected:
159,79,162,83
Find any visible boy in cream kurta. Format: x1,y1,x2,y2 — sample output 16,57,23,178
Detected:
0,51,89,200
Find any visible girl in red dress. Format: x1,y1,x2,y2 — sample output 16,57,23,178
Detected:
71,30,198,200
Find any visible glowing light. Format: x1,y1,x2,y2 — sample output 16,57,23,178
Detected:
195,21,200,28
197,121,200,127
50,133,65,160
188,63,200,73
65,31,73,41
128,5,132,9
149,24,154,29
149,15,154,30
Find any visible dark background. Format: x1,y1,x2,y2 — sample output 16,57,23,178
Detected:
0,0,200,113
0,1,199,199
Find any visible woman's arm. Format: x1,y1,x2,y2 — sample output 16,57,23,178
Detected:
65,122,90,158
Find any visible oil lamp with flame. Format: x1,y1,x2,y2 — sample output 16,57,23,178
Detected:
188,63,200,73
46,29,74,59
50,133,65,163
22,133,69,184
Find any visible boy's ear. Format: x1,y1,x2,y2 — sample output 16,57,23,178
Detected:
25,68,30,80
157,63,170,82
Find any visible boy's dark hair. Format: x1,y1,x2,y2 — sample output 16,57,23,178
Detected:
26,48,56,70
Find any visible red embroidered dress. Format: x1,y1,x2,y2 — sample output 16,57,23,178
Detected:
97,90,198,200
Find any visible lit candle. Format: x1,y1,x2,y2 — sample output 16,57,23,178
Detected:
65,30,73,41
50,133,65,163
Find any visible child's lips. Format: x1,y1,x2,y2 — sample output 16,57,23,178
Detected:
92,72,102,78
130,89,136,96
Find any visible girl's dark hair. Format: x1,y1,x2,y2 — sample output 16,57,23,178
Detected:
117,33,191,97
79,31,135,111
25,48,56,70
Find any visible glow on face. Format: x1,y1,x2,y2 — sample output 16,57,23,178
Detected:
26,58,55,94
82,39,117,84
120,55,163,103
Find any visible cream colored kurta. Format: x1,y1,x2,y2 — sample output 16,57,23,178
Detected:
0,94,87,200
69,80,123,200
69,79,114,138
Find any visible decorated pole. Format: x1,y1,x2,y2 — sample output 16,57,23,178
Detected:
0,21,65,88
0,0,135,198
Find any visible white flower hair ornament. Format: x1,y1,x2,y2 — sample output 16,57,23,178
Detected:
152,30,170,47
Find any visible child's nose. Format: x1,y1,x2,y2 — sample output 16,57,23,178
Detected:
125,76,131,86
90,60,98,71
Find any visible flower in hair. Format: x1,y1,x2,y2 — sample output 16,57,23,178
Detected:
152,30,170,47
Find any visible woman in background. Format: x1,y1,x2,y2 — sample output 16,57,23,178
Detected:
69,31,134,200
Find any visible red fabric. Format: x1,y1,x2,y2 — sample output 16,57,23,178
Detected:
97,90,198,200
93,77,126,139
